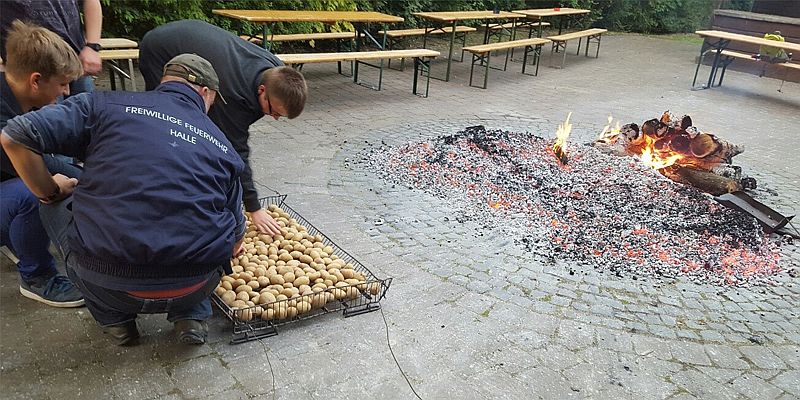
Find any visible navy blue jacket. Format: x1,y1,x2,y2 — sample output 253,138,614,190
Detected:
3,82,244,279
1,72,82,181
139,19,284,212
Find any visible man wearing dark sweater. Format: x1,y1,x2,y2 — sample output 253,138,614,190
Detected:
139,19,308,235
2,54,245,346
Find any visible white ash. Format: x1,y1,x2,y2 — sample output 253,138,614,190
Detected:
359,126,783,287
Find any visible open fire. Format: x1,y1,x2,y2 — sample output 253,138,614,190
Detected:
361,120,785,287
594,112,752,195
552,112,572,165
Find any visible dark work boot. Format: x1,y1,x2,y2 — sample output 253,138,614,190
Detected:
174,319,208,345
103,320,140,346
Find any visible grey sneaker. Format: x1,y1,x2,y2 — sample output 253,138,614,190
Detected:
19,274,85,308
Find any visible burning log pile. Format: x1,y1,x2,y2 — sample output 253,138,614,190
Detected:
594,112,755,195
360,124,783,286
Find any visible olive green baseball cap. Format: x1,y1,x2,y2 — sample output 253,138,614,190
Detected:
163,53,226,104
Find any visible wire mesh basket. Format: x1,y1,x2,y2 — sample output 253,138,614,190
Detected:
212,195,392,344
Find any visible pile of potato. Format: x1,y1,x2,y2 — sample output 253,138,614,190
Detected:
214,204,381,322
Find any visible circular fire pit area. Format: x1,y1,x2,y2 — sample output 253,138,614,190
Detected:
321,117,800,397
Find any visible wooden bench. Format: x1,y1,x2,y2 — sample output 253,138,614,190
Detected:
97,38,138,91
240,31,361,45
241,32,363,75
277,49,440,97
462,38,551,89
487,21,551,60
378,26,476,69
99,48,139,91
487,21,550,37
716,49,800,87
547,28,607,68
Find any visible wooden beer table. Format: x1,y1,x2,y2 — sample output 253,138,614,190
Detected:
693,30,800,89
413,11,524,81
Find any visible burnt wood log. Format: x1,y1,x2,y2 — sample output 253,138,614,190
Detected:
690,133,718,158
668,166,743,195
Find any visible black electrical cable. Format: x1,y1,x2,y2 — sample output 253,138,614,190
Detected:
254,179,282,195
258,338,277,400
380,307,423,400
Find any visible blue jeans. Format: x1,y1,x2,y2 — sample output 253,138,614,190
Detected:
40,199,217,327
0,179,57,281
43,154,82,179
66,266,216,327
38,198,73,262
68,75,94,96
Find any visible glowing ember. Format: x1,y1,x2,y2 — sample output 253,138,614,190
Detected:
552,112,572,164
361,125,784,287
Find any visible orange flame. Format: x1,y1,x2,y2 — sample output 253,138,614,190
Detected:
638,134,683,170
596,115,684,170
596,115,620,144
553,112,572,164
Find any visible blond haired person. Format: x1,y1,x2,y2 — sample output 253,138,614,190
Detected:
1,20,84,307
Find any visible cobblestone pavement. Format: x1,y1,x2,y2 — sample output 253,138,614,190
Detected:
1,33,799,400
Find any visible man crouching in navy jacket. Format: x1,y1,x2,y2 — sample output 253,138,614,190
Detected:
0,54,244,346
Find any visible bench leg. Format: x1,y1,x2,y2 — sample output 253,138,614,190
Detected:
468,52,490,89
691,40,711,88
483,52,490,89
522,44,542,76
551,41,567,68
590,34,602,58
511,25,535,62
337,40,343,74
445,21,457,82
354,60,384,91
128,59,136,91
386,37,408,72
108,65,117,91
577,38,582,55
399,37,407,70
378,59,384,91
336,40,355,77
522,45,530,75
353,23,363,84
413,57,433,97
457,31,467,62
585,36,591,56
716,57,734,86
107,60,129,90
469,53,477,87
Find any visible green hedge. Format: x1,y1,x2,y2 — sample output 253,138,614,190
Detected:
101,0,730,41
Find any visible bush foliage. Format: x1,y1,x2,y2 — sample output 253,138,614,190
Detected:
100,0,725,40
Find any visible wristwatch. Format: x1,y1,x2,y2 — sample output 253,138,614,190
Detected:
85,42,102,52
